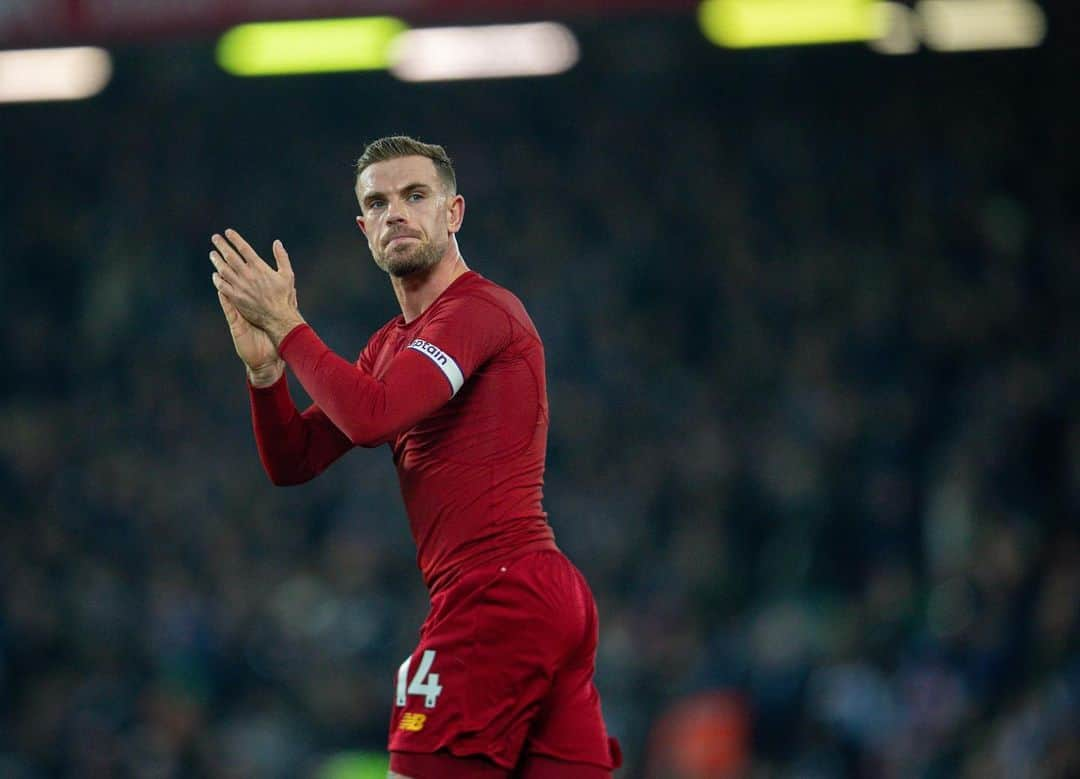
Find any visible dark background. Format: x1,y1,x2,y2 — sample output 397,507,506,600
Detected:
1,5,1078,777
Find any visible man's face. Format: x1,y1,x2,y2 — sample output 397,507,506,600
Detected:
355,155,462,278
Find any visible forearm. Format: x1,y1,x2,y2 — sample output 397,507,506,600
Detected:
248,372,352,484
277,324,448,446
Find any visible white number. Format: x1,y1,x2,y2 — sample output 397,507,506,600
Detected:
396,650,443,709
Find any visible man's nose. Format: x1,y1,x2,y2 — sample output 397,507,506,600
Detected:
385,198,407,223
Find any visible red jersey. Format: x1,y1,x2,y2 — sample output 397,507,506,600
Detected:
248,271,557,594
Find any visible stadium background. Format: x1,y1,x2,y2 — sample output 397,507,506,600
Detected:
1,1,1078,776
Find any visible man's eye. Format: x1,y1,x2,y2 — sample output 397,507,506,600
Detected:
407,192,424,202
369,200,386,209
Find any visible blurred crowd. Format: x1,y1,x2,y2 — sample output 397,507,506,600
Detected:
1,18,1078,778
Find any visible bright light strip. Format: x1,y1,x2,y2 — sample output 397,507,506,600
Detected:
698,0,882,48
390,22,579,82
0,47,112,104
917,0,1046,51
869,1,919,54
216,16,407,76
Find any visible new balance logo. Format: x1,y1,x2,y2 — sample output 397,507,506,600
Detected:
399,712,427,732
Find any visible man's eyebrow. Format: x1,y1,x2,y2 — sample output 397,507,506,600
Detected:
362,182,433,204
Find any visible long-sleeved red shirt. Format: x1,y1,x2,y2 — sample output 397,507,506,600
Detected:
248,270,557,594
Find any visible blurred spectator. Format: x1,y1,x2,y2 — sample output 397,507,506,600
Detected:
1,17,1077,778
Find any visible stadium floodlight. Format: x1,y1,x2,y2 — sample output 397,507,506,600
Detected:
698,0,882,48
216,16,407,76
0,47,112,104
869,2,919,54
917,0,1047,52
389,22,579,82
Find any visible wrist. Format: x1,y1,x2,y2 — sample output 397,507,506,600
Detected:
266,314,307,348
247,358,285,388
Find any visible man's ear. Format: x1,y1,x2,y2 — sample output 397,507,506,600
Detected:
355,215,368,237
447,194,465,234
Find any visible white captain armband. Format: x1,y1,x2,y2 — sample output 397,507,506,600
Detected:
407,338,464,396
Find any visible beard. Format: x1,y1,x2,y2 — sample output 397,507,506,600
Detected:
374,235,446,278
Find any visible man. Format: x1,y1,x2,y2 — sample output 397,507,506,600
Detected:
209,136,621,778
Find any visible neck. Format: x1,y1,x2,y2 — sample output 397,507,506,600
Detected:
391,238,469,322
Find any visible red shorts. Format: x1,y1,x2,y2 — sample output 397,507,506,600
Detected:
388,549,621,775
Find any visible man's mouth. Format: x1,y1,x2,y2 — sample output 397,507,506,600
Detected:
386,233,419,247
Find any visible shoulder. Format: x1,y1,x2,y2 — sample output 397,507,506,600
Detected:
441,272,539,339
370,315,403,346
358,314,403,362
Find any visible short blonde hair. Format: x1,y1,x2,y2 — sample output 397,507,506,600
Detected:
355,135,457,194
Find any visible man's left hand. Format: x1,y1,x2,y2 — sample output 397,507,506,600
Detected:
210,229,305,346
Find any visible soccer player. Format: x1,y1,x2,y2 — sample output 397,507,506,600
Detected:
208,136,621,779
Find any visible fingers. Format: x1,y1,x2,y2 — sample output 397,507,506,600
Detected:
217,289,246,331
209,249,244,288
209,231,296,319
210,230,271,282
210,230,289,283
272,239,293,277
209,229,273,299
211,270,241,301
217,289,239,321
224,228,272,271
210,232,249,273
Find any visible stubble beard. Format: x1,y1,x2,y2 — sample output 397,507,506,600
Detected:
376,236,446,278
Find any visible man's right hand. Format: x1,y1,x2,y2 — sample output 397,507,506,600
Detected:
217,290,285,387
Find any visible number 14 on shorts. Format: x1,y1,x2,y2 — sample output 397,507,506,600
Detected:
396,650,443,708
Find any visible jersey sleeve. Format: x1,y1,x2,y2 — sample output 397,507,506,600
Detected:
408,293,513,396
248,374,355,485
356,327,381,375
277,294,512,447
247,328,390,485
